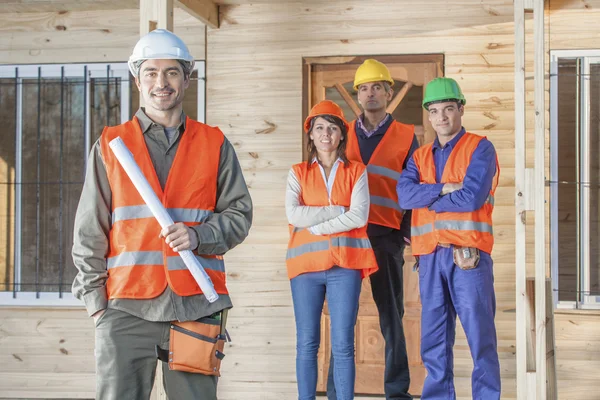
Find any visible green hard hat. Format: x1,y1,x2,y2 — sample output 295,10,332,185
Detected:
422,77,466,110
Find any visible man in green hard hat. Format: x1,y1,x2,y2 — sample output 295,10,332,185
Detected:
397,77,501,399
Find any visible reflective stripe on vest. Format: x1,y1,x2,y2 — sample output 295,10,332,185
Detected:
331,237,372,249
286,237,373,260
112,206,212,224
286,240,330,259
370,195,403,212
366,164,401,181
411,220,494,237
107,251,225,272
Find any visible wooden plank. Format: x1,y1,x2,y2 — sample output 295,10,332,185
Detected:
546,280,557,400
533,0,547,398
139,0,174,111
513,0,528,398
421,62,438,144
150,362,167,400
209,23,521,55
386,82,413,114
176,0,219,29
0,8,202,32
0,0,217,28
524,168,536,211
140,0,174,34
0,372,95,398
527,371,536,400
0,9,206,64
218,1,514,26
524,278,558,398
526,278,536,372
159,0,175,32
333,83,361,117
0,0,138,13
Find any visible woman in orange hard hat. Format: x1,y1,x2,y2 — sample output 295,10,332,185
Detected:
285,100,378,400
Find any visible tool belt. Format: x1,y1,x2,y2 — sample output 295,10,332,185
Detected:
452,245,480,270
156,310,230,376
413,244,481,272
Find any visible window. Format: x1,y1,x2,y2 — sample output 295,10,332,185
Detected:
0,62,205,305
551,50,600,309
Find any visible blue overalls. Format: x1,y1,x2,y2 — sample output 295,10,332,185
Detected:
397,129,501,400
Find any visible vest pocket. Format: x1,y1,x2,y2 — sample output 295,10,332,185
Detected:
163,319,227,376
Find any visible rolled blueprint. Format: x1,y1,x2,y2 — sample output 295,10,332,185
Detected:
109,137,219,303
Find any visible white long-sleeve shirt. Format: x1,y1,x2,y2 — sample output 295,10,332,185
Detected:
285,160,370,235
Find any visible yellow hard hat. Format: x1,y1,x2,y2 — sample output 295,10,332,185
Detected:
353,59,394,91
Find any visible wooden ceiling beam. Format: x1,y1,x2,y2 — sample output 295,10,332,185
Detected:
175,0,219,29
0,0,138,13
0,0,218,29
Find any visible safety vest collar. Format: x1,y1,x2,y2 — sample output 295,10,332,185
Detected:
366,164,401,181
286,236,374,260
370,195,403,212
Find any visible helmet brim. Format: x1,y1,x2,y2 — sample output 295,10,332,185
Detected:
128,57,195,76
422,97,466,110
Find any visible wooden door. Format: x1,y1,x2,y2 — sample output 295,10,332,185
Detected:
303,55,443,396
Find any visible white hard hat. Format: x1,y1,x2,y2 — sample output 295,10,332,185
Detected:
128,29,195,76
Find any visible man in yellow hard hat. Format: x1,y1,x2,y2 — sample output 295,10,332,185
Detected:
327,59,418,400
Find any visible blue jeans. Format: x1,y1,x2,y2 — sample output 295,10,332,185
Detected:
328,234,411,400
291,266,362,400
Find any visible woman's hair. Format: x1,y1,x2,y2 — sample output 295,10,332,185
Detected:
306,114,349,168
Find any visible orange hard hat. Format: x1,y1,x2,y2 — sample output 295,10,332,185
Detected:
304,100,349,133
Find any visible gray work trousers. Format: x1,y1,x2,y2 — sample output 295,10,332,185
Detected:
95,308,217,400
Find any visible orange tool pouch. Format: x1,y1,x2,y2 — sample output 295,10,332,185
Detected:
156,316,229,376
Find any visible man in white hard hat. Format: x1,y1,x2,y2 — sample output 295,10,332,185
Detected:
72,29,252,399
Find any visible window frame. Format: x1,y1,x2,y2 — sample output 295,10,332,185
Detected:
0,61,206,306
550,49,600,310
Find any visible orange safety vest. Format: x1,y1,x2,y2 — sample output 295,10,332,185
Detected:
99,116,229,299
410,132,500,256
346,120,414,229
286,160,378,280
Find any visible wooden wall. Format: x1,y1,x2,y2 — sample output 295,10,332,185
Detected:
207,1,516,399
0,0,599,399
208,2,518,399
206,1,600,399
